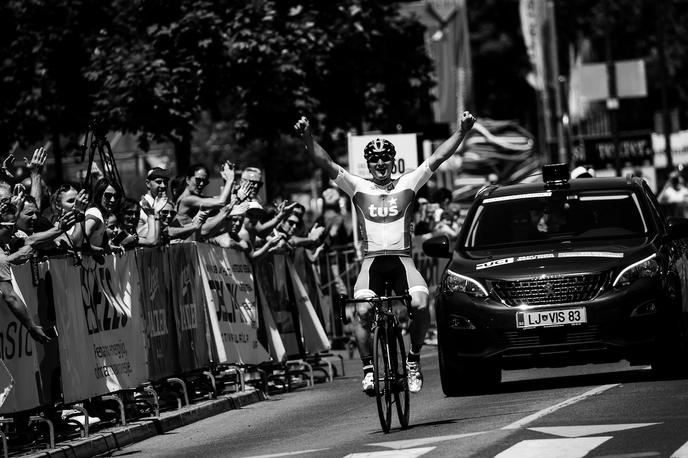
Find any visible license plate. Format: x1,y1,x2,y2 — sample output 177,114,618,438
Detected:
516,308,587,329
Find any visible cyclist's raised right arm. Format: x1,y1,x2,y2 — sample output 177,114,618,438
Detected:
294,117,339,180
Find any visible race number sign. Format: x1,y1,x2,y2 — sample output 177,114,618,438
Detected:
348,133,419,179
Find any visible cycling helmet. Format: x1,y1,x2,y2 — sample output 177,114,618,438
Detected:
363,138,396,161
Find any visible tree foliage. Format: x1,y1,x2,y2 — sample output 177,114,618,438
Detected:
1,0,435,193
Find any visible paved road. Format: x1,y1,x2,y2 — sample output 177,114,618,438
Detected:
107,348,688,457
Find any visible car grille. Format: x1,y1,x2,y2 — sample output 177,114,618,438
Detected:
491,273,607,306
503,325,602,347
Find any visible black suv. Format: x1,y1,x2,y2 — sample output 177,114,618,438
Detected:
423,164,688,396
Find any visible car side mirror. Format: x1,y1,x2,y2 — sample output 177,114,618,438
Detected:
667,217,688,239
422,235,452,258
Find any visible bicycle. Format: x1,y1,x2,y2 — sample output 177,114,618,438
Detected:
337,291,411,433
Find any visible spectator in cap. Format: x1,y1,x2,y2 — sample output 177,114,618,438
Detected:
137,168,170,238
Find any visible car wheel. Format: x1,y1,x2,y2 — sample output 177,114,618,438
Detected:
651,310,688,378
438,338,501,396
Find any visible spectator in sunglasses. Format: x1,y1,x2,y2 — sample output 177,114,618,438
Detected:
85,178,123,253
174,163,235,241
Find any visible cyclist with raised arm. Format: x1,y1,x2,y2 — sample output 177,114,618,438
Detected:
295,111,476,394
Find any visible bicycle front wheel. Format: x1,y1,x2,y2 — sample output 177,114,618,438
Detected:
392,327,410,428
373,326,393,433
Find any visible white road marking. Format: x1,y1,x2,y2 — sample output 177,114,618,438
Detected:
495,437,612,458
244,449,329,458
367,431,486,450
671,438,688,458
501,384,619,430
530,423,659,438
343,446,435,458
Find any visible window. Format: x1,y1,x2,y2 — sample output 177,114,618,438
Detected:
465,191,648,249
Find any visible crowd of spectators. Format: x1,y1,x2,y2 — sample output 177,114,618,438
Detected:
0,149,342,266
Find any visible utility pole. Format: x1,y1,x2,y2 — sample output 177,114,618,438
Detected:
658,0,674,169
547,0,566,164
605,25,621,176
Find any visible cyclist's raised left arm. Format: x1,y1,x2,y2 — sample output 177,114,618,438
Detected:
427,111,476,172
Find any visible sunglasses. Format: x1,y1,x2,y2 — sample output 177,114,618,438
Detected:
285,219,299,226
193,177,209,185
103,192,120,200
367,154,393,163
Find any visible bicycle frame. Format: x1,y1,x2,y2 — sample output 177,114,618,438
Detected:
337,293,411,433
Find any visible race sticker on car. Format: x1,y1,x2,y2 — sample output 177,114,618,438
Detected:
516,307,587,329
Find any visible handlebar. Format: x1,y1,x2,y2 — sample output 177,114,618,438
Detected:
336,293,411,306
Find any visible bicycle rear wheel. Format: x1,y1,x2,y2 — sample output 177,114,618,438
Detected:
392,327,410,428
373,326,393,433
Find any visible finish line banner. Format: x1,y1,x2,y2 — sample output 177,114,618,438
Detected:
196,244,270,365
51,253,148,403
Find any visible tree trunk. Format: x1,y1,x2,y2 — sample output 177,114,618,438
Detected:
52,130,63,185
173,132,192,176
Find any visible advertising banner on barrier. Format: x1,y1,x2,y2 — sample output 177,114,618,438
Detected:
137,248,180,380
168,244,211,373
0,262,41,413
197,244,270,365
254,255,302,357
51,253,148,403
286,258,330,354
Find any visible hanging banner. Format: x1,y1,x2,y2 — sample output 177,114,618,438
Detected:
196,244,270,365
254,255,301,357
137,248,180,381
286,258,330,354
0,262,41,413
167,244,211,373
51,253,148,403
519,0,547,90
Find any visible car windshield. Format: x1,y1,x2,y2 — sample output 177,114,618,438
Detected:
464,190,649,249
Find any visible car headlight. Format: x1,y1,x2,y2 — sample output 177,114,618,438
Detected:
443,269,488,298
613,254,659,288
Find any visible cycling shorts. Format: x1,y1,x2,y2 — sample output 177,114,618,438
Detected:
353,255,429,299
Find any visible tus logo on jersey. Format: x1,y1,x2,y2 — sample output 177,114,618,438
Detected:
368,198,399,217
353,190,414,223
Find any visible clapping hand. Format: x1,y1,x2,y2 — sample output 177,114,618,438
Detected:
220,161,235,184
459,111,476,134
308,223,325,242
277,200,299,216
153,195,168,214
58,210,79,231
294,116,310,137
236,180,253,202
26,147,48,172
74,190,89,213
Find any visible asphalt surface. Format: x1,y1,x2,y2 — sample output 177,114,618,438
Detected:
105,347,688,458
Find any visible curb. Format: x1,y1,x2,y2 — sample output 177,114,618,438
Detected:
24,389,266,458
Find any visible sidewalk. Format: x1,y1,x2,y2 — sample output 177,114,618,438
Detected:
23,389,265,458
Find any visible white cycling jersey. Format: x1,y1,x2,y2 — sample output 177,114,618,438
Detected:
334,160,433,258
